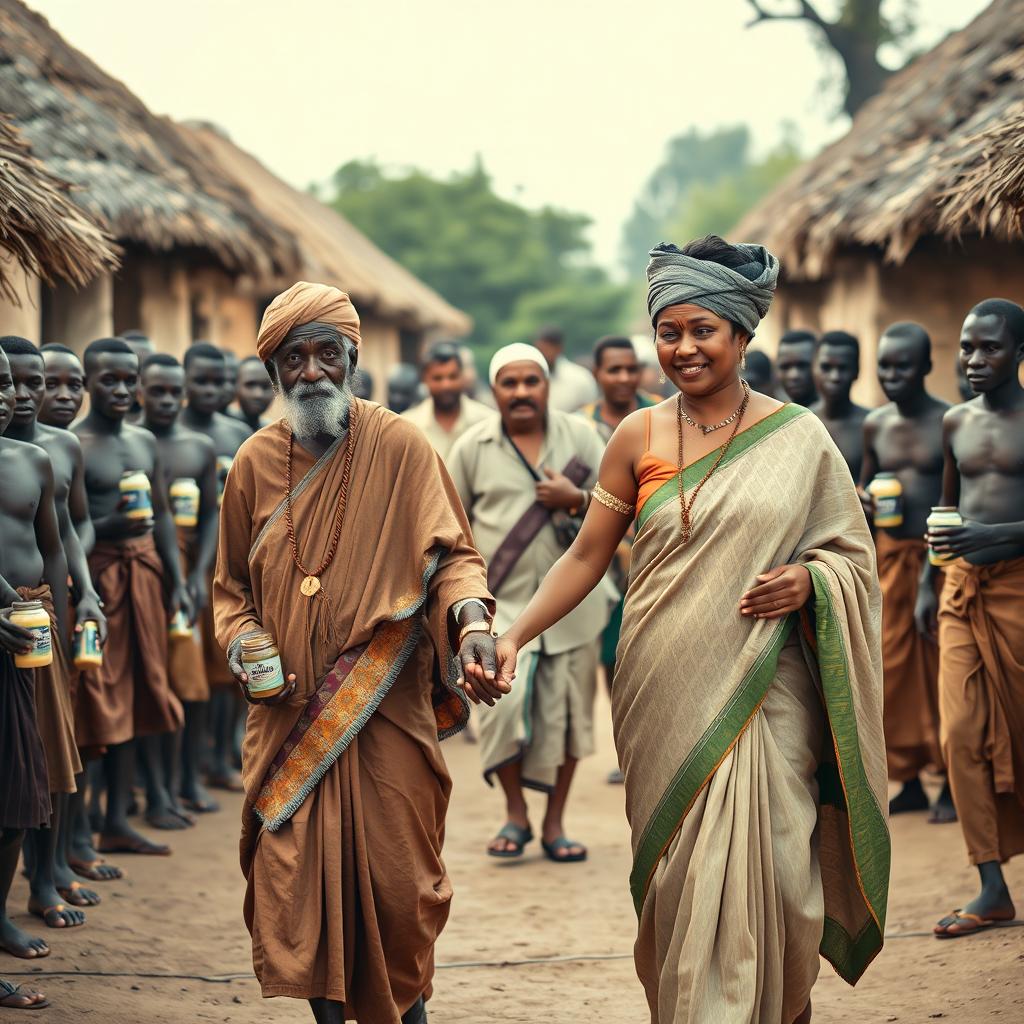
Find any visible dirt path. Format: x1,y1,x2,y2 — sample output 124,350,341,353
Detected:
6,694,1023,1022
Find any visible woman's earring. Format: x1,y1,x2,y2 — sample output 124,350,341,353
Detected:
658,371,666,385
740,348,747,371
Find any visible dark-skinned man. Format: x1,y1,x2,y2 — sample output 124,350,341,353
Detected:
213,282,497,1024
533,325,599,411
448,343,610,862
119,330,154,425
216,347,241,416
0,345,68,961
577,335,657,783
926,299,1024,939
859,323,954,822
180,342,250,793
775,329,818,407
386,361,420,414
229,355,275,432
38,344,122,885
141,354,221,818
74,338,190,857
0,338,109,929
402,342,492,461
810,330,871,480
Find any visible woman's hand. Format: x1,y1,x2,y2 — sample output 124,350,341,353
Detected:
739,564,812,620
491,635,521,691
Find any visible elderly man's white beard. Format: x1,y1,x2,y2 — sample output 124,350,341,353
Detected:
280,378,354,438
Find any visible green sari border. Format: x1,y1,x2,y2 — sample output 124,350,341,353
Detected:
636,403,807,532
629,614,795,913
806,563,889,984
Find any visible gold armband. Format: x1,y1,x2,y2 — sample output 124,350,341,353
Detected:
593,482,634,517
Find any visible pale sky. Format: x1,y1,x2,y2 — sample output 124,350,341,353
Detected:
29,0,990,272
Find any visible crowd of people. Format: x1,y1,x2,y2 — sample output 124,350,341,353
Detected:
0,235,1020,1021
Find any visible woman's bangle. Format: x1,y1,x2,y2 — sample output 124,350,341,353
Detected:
593,483,634,516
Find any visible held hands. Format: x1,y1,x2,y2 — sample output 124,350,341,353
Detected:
927,519,1000,558
457,631,511,706
739,564,812,620
535,468,584,511
227,636,297,706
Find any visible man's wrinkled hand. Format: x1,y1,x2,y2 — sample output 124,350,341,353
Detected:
227,636,297,706
535,467,584,511
0,607,35,656
457,631,510,707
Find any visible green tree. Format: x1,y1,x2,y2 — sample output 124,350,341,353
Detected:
325,158,628,355
745,0,919,117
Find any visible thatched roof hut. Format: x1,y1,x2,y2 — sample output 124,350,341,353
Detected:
0,0,298,279
0,111,116,301
181,122,472,339
733,0,1024,403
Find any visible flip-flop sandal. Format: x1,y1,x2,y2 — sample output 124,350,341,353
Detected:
541,836,588,863
487,822,534,859
57,881,101,907
98,835,171,856
68,857,123,881
934,907,1016,939
28,901,84,929
0,980,50,1010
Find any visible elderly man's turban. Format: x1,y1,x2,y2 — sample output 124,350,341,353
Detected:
646,243,780,336
488,343,550,386
255,282,362,362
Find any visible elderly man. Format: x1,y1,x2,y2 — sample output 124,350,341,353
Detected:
402,342,492,460
448,343,610,862
213,282,499,1024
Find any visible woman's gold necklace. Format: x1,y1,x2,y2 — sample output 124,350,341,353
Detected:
284,403,359,597
676,382,751,545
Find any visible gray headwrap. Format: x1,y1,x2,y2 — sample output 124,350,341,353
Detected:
646,242,780,335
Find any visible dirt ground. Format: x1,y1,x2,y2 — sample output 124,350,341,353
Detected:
6,692,1023,1023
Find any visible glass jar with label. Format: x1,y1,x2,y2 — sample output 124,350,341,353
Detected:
10,600,53,668
868,473,904,529
927,506,963,566
168,609,193,639
170,478,200,528
240,632,286,700
74,620,103,669
119,470,153,520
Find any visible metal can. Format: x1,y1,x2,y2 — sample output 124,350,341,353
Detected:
119,470,153,520
868,473,904,528
168,609,193,639
170,478,200,528
10,600,53,669
927,506,963,566
74,620,103,669
240,632,286,699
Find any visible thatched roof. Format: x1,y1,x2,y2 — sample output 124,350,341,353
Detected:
182,123,472,336
0,112,117,301
735,0,1024,281
0,0,299,278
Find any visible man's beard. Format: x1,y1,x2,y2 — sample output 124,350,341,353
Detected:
280,378,353,438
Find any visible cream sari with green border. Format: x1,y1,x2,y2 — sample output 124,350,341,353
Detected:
614,404,889,1023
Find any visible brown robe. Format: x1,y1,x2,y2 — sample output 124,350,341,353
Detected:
0,650,50,829
213,402,489,1019
75,535,183,748
18,584,81,794
876,533,943,781
168,531,209,703
201,562,234,688
939,556,1024,865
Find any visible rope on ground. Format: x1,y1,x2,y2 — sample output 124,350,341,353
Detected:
6,925,1024,983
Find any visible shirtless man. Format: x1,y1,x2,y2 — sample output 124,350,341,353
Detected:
120,331,154,425
859,324,954,822
925,299,1024,939
775,329,818,407
811,330,871,479
179,343,250,791
0,346,68,961
141,354,220,815
217,347,241,416
38,344,122,883
74,338,190,856
0,338,109,927
229,355,275,432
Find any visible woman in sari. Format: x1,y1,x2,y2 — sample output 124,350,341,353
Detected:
468,236,891,1023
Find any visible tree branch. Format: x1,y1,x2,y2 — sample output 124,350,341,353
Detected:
744,0,828,29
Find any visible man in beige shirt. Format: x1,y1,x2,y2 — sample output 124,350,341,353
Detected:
448,343,611,865
402,342,493,460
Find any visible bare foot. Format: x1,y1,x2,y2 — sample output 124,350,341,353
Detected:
0,918,50,958
180,780,219,814
145,806,191,831
928,782,957,824
68,851,123,881
57,879,101,907
98,826,171,856
0,980,49,1008
28,895,85,929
